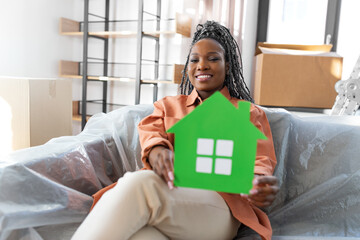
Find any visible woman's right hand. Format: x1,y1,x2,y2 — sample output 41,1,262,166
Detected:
248,175,279,208
148,146,175,190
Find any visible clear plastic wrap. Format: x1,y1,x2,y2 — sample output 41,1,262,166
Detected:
262,108,360,239
0,104,153,240
0,104,359,239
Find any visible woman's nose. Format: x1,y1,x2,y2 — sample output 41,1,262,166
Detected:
197,59,209,70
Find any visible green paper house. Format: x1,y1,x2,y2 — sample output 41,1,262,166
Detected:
167,91,267,194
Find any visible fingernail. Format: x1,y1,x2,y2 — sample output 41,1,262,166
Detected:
253,179,258,185
168,171,174,181
250,189,257,195
167,181,174,190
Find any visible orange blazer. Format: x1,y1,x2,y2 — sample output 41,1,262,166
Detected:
92,87,277,240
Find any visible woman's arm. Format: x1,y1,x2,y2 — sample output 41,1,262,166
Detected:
248,105,279,208
137,100,174,170
137,100,175,189
250,106,277,176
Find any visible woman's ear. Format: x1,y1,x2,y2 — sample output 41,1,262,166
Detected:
226,62,230,74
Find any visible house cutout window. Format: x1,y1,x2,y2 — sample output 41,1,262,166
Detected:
196,138,233,175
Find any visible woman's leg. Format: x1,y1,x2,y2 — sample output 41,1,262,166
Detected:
72,170,240,240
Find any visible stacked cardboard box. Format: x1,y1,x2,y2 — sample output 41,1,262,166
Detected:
252,43,343,108
0,77,72,153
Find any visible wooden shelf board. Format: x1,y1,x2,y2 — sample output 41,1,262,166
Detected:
145,31,177,36
88,76,136,82
90,31,137,38
60,13,192,38
59,60,184,84
60,32,83,37
141,79,174,84
59,72,136,82
60,75,177,85
60,74,82,79
62,75,175,84
72,114,91,122
60,30,179,38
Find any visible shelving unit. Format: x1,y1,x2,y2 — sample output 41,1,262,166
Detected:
60,14,191,38
59,60,184,84
59,0,192,129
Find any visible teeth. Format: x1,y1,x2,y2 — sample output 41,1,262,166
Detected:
197,75,211,79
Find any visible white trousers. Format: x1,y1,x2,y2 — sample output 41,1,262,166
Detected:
72,170,240,240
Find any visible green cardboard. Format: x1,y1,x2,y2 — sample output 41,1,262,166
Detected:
167,91,266,194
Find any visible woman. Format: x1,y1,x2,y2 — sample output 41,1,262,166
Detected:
72,21,278,240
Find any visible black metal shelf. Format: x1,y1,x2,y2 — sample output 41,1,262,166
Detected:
59,0,191,129
135,0,162,105
81,0,109,129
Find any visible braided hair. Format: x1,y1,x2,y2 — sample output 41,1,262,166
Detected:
179,21,253,102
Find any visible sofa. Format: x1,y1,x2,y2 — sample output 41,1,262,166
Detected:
0,104,359,240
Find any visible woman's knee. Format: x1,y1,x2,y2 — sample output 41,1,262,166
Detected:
118,170,163,189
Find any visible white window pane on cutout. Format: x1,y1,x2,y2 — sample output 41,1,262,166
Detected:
267,0,328,44
215,158,232,175
197,138,214,155
216,139,233,157
196,157,213,174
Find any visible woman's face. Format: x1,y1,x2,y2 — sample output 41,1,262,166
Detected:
188,38,229,100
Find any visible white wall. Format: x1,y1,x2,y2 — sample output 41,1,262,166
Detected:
0,0,80,78
337,0,360,79
241,0,259,93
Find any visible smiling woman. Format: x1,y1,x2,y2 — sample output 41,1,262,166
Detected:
72,21,278,240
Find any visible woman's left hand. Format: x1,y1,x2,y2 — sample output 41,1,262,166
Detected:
248,175,279,208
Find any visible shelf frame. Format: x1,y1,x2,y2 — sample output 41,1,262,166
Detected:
81,0,89,129
59,1,192,128
80,0,110,129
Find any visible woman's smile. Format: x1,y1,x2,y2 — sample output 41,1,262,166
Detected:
196,74,213,82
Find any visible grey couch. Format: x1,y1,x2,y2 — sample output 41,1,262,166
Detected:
0,104,359,240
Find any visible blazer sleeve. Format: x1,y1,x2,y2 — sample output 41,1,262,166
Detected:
137,100,174,170
250,105,277,176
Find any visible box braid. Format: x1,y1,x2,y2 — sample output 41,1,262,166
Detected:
179,21,253,102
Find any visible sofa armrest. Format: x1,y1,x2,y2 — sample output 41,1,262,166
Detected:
263,107,360,237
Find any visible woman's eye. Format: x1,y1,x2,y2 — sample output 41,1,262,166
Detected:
190,59,198,63
209,58,219,61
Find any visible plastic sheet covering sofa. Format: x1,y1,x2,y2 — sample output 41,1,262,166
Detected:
0,104,360,240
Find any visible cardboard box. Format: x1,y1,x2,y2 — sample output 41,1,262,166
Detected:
0,77,72,154
252,43,343,108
